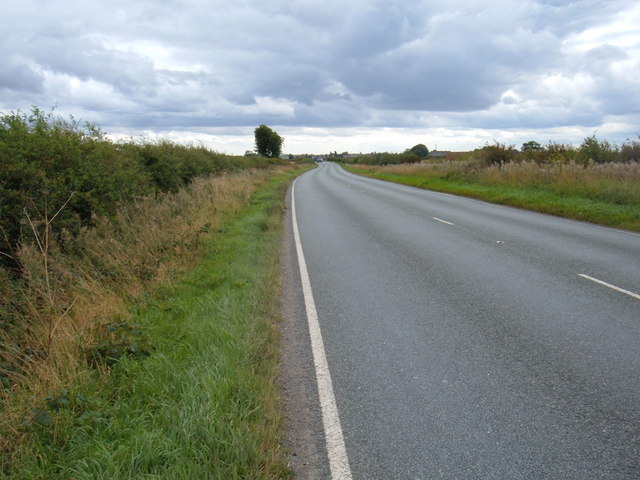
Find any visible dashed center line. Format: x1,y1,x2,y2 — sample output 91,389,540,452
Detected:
578,274,640,301
433,217,454,226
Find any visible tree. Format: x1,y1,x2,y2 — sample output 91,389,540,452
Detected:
254,124,284,158
579,134,618,164
521,141,542,152
407,143,429,157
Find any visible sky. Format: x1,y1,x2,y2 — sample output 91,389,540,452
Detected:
1,0,639,155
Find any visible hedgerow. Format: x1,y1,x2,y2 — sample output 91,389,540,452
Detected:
0,108,277,269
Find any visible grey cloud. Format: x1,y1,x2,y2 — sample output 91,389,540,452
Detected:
1,0,638,148
0,59,44,93
30,35,157,95
330,3,563,112
583,45,629,71
528,0,633,34
592,76,640,116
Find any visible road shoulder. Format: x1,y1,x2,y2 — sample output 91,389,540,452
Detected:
279,183,331,480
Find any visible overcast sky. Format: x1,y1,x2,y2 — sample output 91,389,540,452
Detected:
2,0,639,154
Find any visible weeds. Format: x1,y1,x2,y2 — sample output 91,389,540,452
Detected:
84,321,154,368
21,389,105,431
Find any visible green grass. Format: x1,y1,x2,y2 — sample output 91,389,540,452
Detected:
344,166,640,231
5,169,305,479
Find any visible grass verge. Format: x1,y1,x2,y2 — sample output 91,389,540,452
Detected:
3,167,308,479
344,165,640,231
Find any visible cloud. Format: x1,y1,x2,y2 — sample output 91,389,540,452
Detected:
0,58,44,93
1,0,639,152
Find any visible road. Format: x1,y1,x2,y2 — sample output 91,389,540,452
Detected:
282,162,640,479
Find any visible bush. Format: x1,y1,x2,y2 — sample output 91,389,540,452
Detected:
0,108,275,269
620,138,640,163
540,142,579,165
579,135,618,164
477,142,517,166
85,321,154,368
0,108,153,266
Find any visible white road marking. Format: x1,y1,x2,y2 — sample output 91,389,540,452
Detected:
578,274,640,301
291,179,353,480
433,217,454,226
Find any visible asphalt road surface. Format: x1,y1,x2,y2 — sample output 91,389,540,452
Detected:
283,162,640,479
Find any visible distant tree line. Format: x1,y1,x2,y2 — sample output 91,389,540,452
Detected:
330,143,428,165
332,136,640,167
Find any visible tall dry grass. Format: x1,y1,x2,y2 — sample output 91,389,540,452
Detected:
0,168,281,452
374,159,475,178
369,160,640,205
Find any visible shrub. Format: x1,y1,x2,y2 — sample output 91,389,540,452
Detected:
620,138,640,162
478,142,517,166
0,108,153,266
0,108,276,271
84,321,154,368
579,135,618,164
538,142,579,164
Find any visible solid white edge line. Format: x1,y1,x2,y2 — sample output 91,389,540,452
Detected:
578,274,640,301
433,217,454,226
291,179,353,480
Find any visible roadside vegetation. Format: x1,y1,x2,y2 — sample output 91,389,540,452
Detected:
341,137,640,231
0,107,307,477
